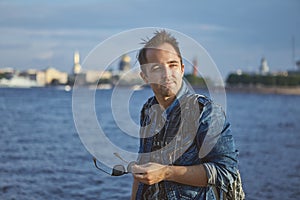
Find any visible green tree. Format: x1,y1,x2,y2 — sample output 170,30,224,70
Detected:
184,74,206,87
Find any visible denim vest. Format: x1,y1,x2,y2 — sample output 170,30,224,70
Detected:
135,84,239,200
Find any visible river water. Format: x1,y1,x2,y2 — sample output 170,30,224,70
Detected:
0,87,299,200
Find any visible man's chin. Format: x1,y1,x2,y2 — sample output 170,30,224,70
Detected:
160,87,176,97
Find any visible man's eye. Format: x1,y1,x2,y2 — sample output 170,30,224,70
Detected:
151,65,161,71
169,64,178,68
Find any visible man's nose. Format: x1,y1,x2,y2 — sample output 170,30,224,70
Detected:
161,65,171,78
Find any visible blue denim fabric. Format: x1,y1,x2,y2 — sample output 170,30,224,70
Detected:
135,83,239,200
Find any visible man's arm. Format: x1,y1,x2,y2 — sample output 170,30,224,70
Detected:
166,164,208,186
132,162,208,187
130,178,139,200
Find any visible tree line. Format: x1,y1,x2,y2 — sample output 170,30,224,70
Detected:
226,73,300,86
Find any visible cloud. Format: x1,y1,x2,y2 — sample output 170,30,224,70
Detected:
0,0,299,76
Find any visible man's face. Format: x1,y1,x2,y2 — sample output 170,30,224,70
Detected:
140,43,184,99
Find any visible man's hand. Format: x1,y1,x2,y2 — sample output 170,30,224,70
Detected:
132,163,208,187
131,162,170,185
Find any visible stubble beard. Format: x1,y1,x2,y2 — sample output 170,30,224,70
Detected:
157,82,179,100
160,85,174,97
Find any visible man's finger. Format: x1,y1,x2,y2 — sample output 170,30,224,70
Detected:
133,173,145,179
131,164,147,174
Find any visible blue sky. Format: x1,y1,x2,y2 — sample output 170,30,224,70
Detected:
0,0,299,77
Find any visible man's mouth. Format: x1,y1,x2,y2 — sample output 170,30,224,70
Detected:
160,81,174,87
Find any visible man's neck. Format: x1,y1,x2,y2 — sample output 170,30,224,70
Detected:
155,95,176,109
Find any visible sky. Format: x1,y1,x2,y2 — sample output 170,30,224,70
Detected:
0,0,299,77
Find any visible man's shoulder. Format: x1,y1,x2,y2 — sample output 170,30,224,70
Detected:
181,93,226,120
195,94,212,106
140,96,157,114
182,93,212,107
143,96,157,107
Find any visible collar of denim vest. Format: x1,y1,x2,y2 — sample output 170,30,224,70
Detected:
161,80,190,119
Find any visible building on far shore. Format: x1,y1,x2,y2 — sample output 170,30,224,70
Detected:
226,56,300,91
119,54,131,71
21,68,68,86
68,51,114,86
290,59,300,74
192,57,198,76
44,67,68,85
0,51,145,88
0,66,68,87
85,70,112,84
259,57,270,75
20,69,46,86
68,52,143,87
73,51,82,75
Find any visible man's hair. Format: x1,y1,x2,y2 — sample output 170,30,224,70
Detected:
137,30,182,70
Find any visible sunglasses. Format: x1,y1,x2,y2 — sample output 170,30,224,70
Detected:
93,153,137,176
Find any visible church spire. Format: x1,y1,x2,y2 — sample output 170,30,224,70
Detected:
73,51,82,74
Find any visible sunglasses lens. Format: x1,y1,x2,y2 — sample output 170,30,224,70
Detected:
112,165,126,176
127,161,137,173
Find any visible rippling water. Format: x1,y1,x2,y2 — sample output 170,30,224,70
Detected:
0,87,299,200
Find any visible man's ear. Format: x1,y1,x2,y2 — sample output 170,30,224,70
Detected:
140,71,148,84
181,64,185,77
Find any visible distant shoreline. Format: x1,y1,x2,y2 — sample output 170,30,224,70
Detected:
225,85,300,95
1,84,300,96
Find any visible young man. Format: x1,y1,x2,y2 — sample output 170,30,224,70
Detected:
131,30,244,200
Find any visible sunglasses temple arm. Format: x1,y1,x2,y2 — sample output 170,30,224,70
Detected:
93,157,112,176
113,152,129,164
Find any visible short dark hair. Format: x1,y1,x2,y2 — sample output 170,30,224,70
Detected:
137,30,182,70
